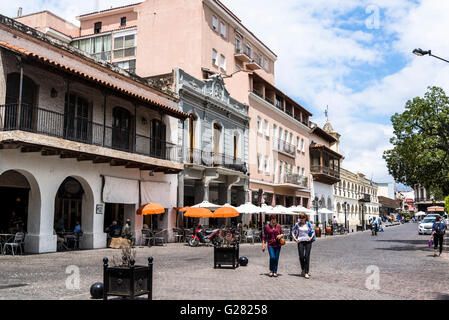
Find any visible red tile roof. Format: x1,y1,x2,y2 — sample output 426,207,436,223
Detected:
0,41,188,119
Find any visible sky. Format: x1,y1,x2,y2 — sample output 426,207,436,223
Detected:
1,0,449,188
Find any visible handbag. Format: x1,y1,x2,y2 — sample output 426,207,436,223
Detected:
277,225,286,245
307,222,316,243
428,239,433,247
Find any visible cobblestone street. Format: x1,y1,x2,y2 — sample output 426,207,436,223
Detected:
0,223,448,300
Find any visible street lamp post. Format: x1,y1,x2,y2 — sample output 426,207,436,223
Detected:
343,201,348,232
312,196,322,226
412,48,449,64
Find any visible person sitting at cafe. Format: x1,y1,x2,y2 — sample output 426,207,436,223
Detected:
55,217,65,233
74,221,82,237
122,219,134,245
106,221,121,237
8,211,24,233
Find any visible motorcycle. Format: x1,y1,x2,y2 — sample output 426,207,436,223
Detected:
371,222,378,236
188,224,222,247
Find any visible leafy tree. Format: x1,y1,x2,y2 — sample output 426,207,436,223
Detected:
445,196,449,213
383,86,449,197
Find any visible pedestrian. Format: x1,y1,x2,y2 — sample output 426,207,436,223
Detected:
262,214,284,277
291,213,315,279
431,216,445,257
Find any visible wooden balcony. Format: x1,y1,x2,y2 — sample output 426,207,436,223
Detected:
310,165,340,184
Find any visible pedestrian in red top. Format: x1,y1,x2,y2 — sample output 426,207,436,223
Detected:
262,214,284,277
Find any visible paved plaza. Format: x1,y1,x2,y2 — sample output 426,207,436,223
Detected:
0,223,448,300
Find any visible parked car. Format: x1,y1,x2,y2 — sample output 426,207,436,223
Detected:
418,217,436,235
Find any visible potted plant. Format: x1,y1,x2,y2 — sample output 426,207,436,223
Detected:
325,220,332,235
103,243,153,300
314,223,322,238
214,229,239,269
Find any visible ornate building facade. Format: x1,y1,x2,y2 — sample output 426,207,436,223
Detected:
333,169,379,230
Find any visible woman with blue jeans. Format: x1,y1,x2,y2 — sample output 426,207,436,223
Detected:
291,213,315,279
262,214,284,277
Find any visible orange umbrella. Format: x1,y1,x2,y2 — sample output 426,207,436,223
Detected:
213,206,239,218
137,203,165,215
178,206,190,212
183,207,214,218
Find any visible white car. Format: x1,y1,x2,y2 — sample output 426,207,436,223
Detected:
418,217,436,235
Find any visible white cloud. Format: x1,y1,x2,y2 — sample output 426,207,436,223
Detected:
1,0,446,184
221,0,448,183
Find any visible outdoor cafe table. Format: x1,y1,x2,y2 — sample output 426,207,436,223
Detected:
0,234,14,254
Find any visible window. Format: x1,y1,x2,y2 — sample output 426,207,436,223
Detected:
212,49,218,66
245,43,252,58
264,120,269,136
72,35,111,60
120,17,127,27
264,156,269,174
257,117,263,133
257,53,263,66
94,22,102,34
297,137,300,150
273,124,277,138
113,59,136,73
220,54,226,71
235,36,242,53
302,168,305,177
258,154,263,172
113,34,136,58
275,95,283,110
301,138,305,152
212,16,218,31
264,58,269,71
220,22,227,38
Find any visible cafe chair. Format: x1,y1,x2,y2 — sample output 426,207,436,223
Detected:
3,232,25,255
152,229,167,246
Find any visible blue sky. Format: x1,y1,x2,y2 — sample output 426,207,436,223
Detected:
1,0,448,188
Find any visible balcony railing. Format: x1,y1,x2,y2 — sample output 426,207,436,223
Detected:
359,194,371,202
273,138,296,157
284,174,308,188
310,165,340,178
184,148,247,173
252,88,263,99
0,104,182,162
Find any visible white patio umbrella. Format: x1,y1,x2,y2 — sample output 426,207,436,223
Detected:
319,208,334,224
268,205,290,214
236,202,263,214
260,203,274,213
191,201,221,211
415,211,426,216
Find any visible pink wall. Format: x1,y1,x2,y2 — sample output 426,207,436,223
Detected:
248,94,310,187
16,11,80,38
79,10,138,36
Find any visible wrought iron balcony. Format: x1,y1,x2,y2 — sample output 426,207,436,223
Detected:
184,148,247,174
359,194,371,203
284,174,308,188
0,104,182,162
273,138,296,157
234,47,251,63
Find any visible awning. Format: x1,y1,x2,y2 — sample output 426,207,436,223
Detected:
103,176,139,204
140,181,173,208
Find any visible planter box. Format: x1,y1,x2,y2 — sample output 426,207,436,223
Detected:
214,243,239,269
103,257,153,300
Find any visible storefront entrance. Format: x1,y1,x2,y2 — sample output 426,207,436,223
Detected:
0,170,30,233
54,177,84,233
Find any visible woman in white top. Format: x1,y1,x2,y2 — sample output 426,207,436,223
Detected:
291,213,315,279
